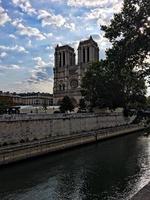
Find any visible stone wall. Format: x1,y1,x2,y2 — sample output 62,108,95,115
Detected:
0,113,135,146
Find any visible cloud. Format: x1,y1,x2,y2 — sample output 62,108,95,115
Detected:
67,0,109,7
12,1,76,31
12,0,36,15
85,1,123,26
0,64,21,73
13,78,53,93
0,44,28,53
37,9,75,31
0,52,7,58
27,56,53,84
38,9,65,27
12,20,46,40
67,0,122,8
33,57,50,68
27,39,32,47
44,32,53,38
9,34,17,39
0,6,11,26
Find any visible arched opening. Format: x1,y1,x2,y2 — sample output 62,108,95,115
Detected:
87,47,90,62
63,84,65,91
63,51,65,66
83,47,85,63
59,52,61,67
59,84,62,91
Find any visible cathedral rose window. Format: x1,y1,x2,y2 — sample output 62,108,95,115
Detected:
70,79,78,89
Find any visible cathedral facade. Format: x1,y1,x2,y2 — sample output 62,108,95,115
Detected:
53,36,99,105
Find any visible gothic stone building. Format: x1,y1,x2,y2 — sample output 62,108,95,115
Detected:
53,36,99,105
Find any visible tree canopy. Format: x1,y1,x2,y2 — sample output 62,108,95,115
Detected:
81,0,149,109
59,96,74,113
81,61,146,109
102,0,150,78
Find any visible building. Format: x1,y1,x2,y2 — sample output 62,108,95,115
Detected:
0,91,22,106
0,92,53,107
21,93,53,106
53,36,99,105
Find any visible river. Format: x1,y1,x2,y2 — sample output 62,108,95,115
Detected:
0,131,150,200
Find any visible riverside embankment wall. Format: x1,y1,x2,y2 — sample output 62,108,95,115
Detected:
0,113,134,146
0,124,145,166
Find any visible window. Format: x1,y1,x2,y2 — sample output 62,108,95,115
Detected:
83,48,85,63
63,51,65,66
63,84,65,90
87,47,89,62
59,84,62,91
59,53,61,67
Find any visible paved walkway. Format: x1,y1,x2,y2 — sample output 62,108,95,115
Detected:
131,182,150,200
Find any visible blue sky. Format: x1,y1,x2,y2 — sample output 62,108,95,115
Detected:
1,0,149,95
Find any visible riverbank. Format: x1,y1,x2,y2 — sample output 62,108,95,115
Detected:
0,124,146,166
131,182,150,200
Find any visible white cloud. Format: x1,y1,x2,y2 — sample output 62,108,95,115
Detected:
12,1,75,31
68,0,110,7
64,22,75,31
86,1,123,26
33,56,50,68
68,0,123,9
38,9,65,27
0,64,21,71
27,56,53,84
12,20,46,40
27,39,32,47
12,0,36,15
8,64,21,70
9,34,17,39
0,52,7,58
44,32,53,38
0,6,11,26
37,9,75,31
0,44,28,53
14,79,53,93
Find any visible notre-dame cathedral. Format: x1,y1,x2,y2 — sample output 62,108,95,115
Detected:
53,36,99,105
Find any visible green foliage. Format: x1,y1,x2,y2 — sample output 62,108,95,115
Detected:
42,99,47,113
82,61,124,109
81,0,149,109
79,98,86,111
81,61,146,109
0,99,11,114
59,96,74,113
0,97,13,108
0,100,7,109
101,0,150,79
147,96,150,106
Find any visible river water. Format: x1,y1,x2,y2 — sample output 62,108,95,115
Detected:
0,131,150,200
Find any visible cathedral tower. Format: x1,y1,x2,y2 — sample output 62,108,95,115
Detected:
78,36,99,65
53,45,77,105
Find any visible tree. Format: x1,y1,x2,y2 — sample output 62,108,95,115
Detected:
147,96,150,107
0,97,13,114
101,0,150,79
78,98,86,111
81,61,125,109
42,99,47,113
59,96,74,113
81,61,146,109
81,0,148,109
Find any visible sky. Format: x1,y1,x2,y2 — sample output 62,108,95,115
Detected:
0,0,149,95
